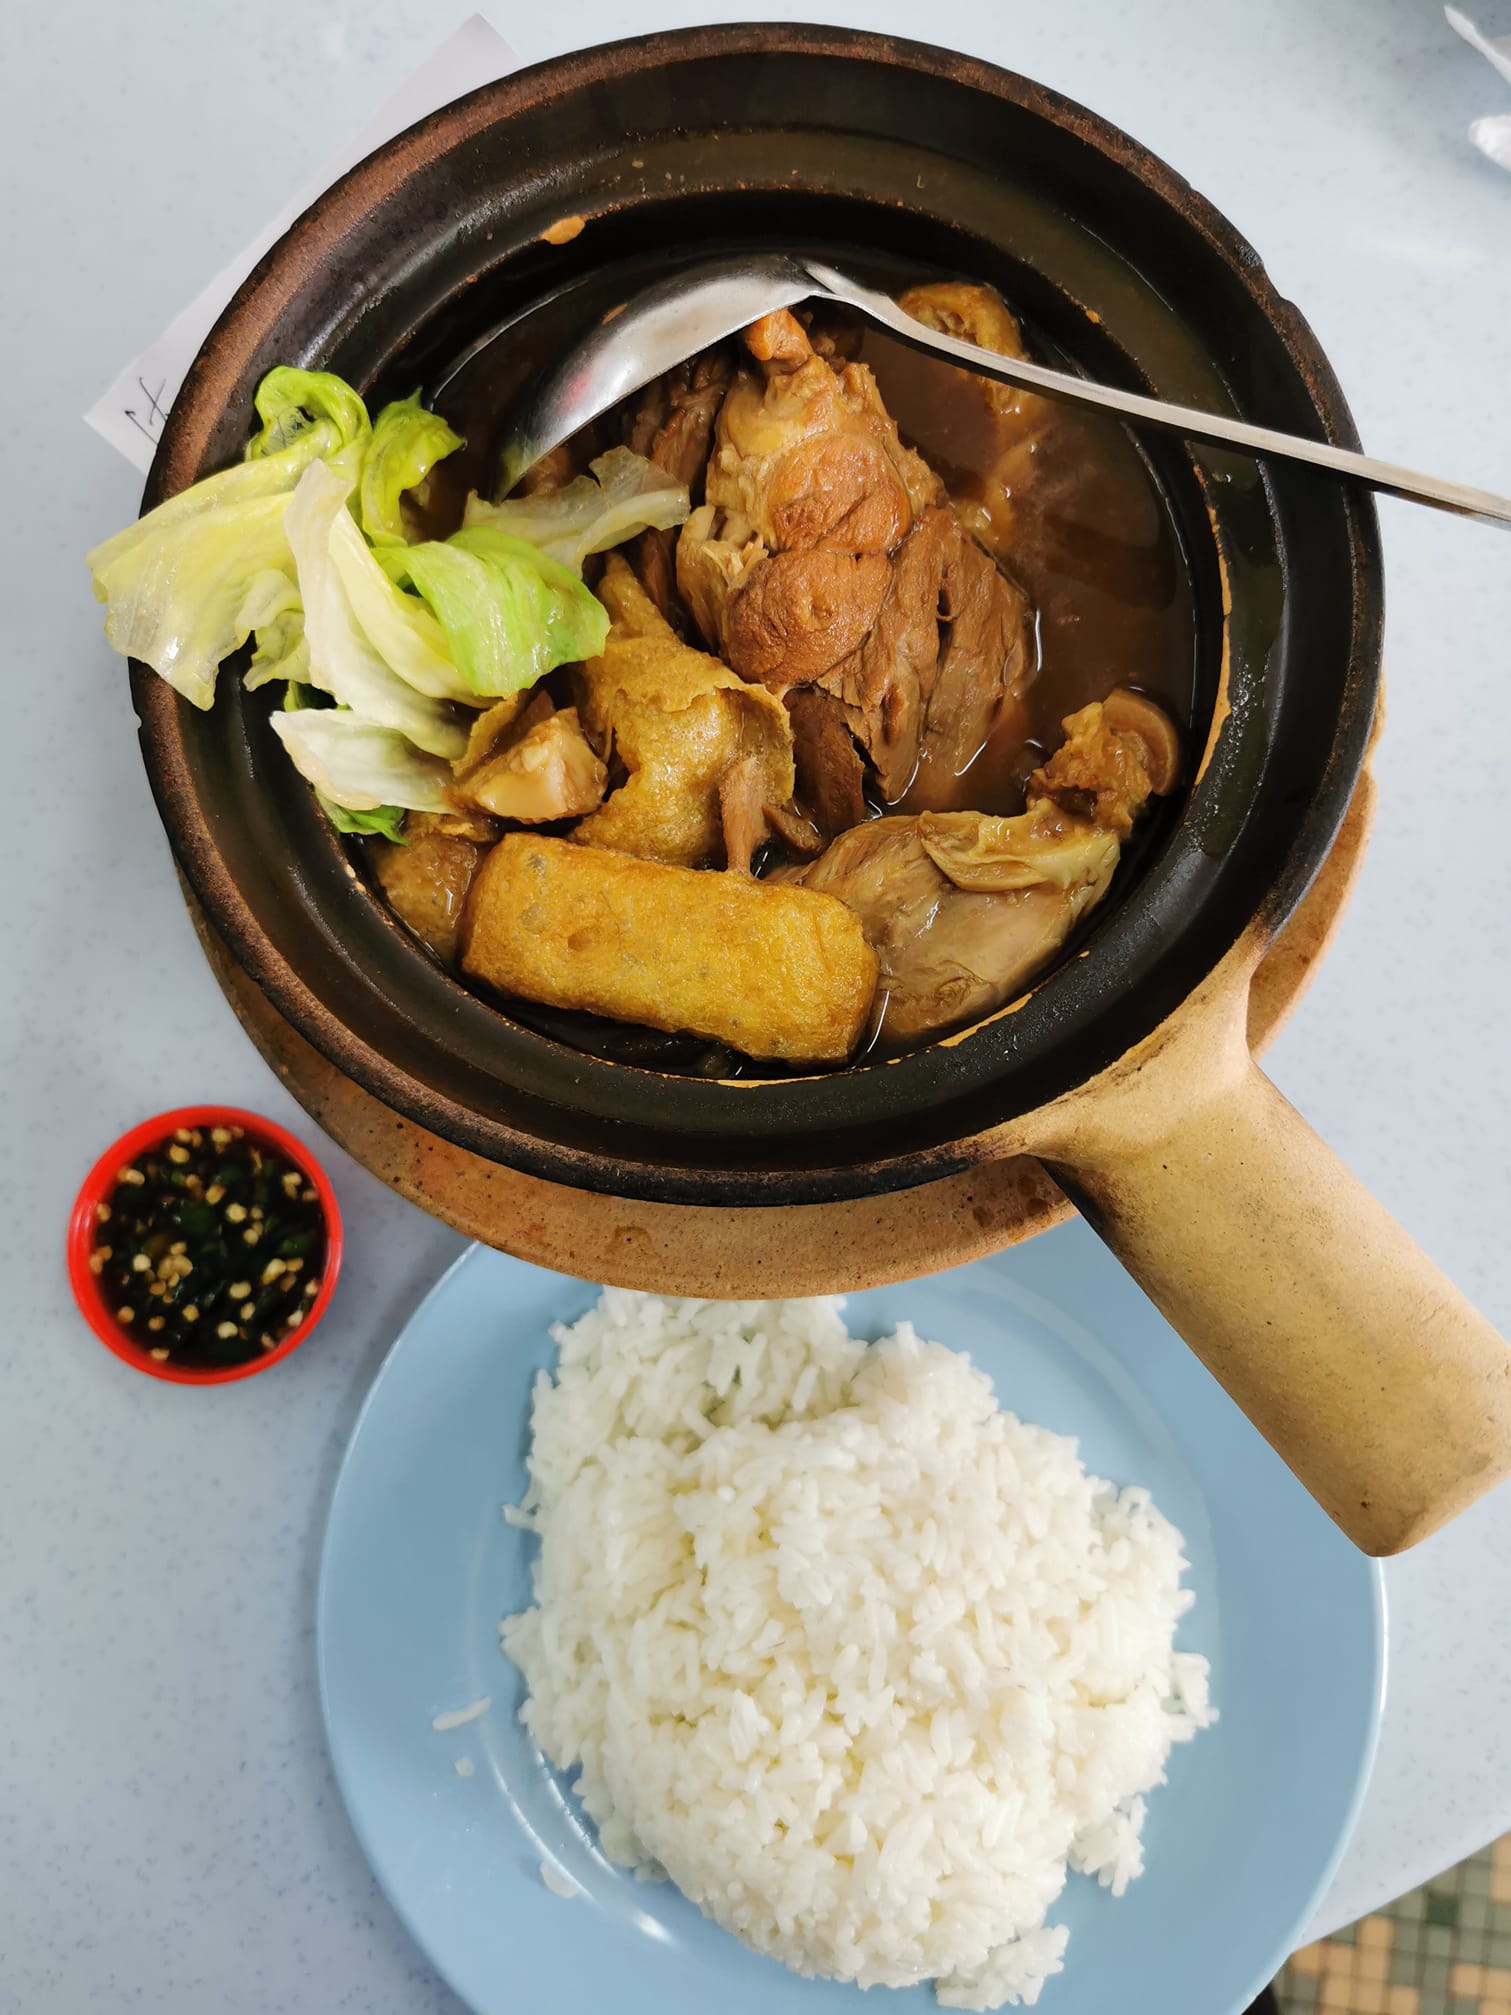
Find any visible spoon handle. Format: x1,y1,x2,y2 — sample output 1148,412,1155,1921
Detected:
806,262,1511,529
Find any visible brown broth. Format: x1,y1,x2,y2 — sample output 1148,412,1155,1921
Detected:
854,325,1195,812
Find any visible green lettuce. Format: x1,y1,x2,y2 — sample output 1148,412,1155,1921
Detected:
242,575,308,691
270,705,452,814
246,367,370,463
88,369,370,710
463,447,689,575
322,800,408,842
284,460,467,758
281,681,403,838
359,395,463,545
381,526,609,698
325,491,467,702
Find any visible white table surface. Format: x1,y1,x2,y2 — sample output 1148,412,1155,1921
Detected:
5,1,1510,2007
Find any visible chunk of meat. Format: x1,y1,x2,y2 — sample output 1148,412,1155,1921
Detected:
903,519,1032,809
718,755,768,875
673,501,768,654
459,707,607,823
516,442,578,497
1030,694,1165,838
572,554,794,866
677,309,1033,815
627,348,733,629
787,688,868,837
815,507,1033,810
794,817,1061,1043
763,802,823,857
461,833,878,1063
371,814,487,965
916,803,1119,894
817,506,952,801
453,692,546,779
743,309,813,370
1102,686,1181,794
795,695,1180,1043
721,548,893,687
893,281,1051,559
708,323,940,554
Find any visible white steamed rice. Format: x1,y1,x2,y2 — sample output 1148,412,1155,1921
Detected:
500,1291,1213,2009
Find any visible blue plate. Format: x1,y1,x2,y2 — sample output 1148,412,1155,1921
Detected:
318,1220,1384,2015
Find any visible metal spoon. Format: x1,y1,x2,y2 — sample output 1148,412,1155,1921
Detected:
493,251,1511,529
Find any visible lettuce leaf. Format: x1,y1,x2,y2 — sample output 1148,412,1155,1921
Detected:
322,800,408,842
281,679,404,835
247,367,370,463
88,369,370,710
284,461,467,759
242,574,308,691
381,526,609,698
270,706,452,813
90,456,306,710
463,447,689,575
360,395,463,545
325,495,467,702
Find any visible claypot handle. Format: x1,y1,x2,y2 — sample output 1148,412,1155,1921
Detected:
1034,1003,1511,1555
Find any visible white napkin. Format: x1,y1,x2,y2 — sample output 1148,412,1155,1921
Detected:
85,16,519,473
1446,6,1511,170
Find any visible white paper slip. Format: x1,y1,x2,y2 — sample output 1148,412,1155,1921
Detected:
85,15,519,475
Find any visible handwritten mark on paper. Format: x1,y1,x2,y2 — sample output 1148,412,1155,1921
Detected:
85,15,519,474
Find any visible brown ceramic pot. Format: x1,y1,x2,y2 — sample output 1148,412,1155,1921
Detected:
129,26,1511,1552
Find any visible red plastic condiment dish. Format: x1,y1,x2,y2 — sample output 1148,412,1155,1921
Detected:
67,1105,343,1385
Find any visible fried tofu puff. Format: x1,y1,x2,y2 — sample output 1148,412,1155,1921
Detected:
461,833,878,1063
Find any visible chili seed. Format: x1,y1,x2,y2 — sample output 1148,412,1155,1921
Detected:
147,1316,165,1332
210,1127,232,1147
182,1305,199,1322
88,1251,105,1276
228,1281,250,1299
205,1184,225,1205
130,1253,151,1273
167,1145,190,1164
174,1128,193,1144
215,1321,237,1340
225,1202,247,1223
260,1259,286,1285
95,1202,111,1224
117,1306,135,1323
120,1167,145,1187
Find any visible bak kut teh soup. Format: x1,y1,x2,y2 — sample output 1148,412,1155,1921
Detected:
371,278,1196,1075
88,265,1196,1081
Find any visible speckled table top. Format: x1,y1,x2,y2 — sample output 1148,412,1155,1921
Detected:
4,2,1511,2009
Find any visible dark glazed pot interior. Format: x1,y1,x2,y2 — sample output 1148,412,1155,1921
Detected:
133,25,1383,1206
